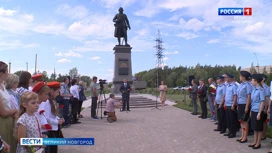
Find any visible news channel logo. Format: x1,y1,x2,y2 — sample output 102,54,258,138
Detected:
20,138,94,146
218,8,252,16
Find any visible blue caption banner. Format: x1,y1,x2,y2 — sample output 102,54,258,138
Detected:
218,8,244,16
43,138,94,146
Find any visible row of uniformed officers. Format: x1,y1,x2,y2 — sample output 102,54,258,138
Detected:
214,71,270,150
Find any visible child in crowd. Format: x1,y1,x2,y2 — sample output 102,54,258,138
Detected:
15,91,44,153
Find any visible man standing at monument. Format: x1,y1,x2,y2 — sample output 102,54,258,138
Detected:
113,7,131,46
120,79,131,111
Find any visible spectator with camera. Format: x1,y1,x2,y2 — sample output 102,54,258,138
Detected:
104,93,123,123
90,76,99,120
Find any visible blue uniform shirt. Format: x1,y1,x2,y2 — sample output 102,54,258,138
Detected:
224,82,237,106
262,83,270,97
215,84,226,104
251,86,265,112
237,81,252,105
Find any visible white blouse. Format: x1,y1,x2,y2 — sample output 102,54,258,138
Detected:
70,85,79,99
0,83,11,110
35,102,50,133
40,100,60,131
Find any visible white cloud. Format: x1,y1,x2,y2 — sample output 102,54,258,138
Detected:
0,8,34,34
163,57,169,61
165,50,179,55
66,14,114,39
55,51,82,57
176,32,199,39
100,0,136,8
56,4,88,19
23,43,40,48
204,53,209,57
0,40,39,50
33,23,65,35
207,39,220,44
91,56,100,60
135,0,159,18
182,18,206,32
98,61,103,64
0,7,17,16
57,58,71,63
158,0,208,11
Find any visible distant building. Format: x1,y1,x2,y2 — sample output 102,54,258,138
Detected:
241,65,272,74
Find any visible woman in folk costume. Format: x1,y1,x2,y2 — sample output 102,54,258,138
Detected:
159,81,168,108
41,81,65,153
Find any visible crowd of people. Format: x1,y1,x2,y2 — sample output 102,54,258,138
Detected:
189,71,272,152
0,61,89,153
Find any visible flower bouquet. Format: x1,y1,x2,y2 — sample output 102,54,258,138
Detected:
208,85,216,95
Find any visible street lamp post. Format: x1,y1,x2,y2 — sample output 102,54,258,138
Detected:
254,53,260,73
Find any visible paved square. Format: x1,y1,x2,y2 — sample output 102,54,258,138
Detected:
59,105,271,153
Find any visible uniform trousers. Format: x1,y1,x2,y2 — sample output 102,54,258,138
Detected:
216,104,226,131
226,106,238,135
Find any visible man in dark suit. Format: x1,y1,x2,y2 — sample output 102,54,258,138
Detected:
198,79,208,119
190,79,198,115
119,79,131,111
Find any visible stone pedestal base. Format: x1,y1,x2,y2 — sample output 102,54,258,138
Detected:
111,45,134,94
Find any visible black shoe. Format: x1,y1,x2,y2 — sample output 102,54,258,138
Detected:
121,109,125,112
236,138,242,142
75,121,81,124
240,139,248,143
248,144,256,147
201,117,207,119
198,115,203,118
261,137,266,140
127,110,130,111
214,122,219,125
228,134,236,138
253,144,261,149
224,133,230,136
220,131,226,134
214,129,221,131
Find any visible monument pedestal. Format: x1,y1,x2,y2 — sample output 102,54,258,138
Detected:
111,45,134,93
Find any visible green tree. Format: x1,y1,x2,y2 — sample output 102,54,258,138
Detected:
69,67,78,78
42,71,48,81
80,75,91,87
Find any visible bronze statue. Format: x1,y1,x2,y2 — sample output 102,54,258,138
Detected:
113,7,131,46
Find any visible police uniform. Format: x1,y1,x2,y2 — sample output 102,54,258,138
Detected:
224,73,238,138
237,71,252,122
262,74,270,121
214,75,226,133
250,74,265,132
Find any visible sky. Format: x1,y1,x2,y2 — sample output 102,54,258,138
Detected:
1,0,272,81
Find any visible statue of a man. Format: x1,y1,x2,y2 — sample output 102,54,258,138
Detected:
113,7,131,46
